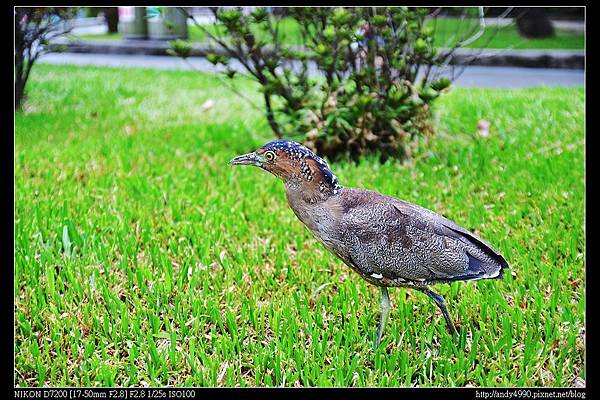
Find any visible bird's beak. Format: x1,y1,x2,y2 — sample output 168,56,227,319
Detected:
229,152,262,167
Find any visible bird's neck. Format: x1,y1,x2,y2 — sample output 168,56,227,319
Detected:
284,177,339,205
284,181,345,245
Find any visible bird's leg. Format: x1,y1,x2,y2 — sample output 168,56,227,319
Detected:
417,287,457,335
374,286,391,348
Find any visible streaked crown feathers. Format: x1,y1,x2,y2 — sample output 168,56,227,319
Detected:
260,140,341,194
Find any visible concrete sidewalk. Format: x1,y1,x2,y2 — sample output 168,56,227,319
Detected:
49,37,585,70
38,52,584,88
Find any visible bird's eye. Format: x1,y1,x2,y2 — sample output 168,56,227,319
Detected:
264,151,276,162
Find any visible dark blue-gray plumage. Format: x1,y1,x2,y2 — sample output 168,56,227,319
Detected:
230,139,509,347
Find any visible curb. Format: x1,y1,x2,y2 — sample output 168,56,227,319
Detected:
49,39,585,70
451,49,584,69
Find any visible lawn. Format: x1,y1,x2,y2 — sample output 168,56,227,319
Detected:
77,17,585,50
429,17,584,50
14,64,585,387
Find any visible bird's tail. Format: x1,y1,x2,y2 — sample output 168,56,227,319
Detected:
443,225,510,281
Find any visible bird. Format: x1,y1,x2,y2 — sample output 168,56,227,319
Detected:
230,139,509,347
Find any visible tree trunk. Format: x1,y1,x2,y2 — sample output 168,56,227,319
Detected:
516,8,555,38
15,79,25,111
104,7,119,33
15,51,25,111
263,92,282,138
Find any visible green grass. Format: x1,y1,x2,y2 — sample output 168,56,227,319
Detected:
429,18,584,50
15,64,584,387
77,17,584,50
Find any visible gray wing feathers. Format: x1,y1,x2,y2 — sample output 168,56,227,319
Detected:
395,200,506,260
392,201,509,279
339,193,508,284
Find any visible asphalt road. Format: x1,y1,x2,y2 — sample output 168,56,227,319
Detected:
38,52,584,88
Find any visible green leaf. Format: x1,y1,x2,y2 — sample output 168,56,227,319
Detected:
225,69,237,79
323,26,336,41
206,53,229,66
419,86,439,101
430,77,452,91
251,8,268,23
414,38,427,52
332,8,352,25
218,9,243,27
206,53,219,65
372,15,388,27
168,39,192,59
62,225,71,258
315,43,329,55
421,26,434,37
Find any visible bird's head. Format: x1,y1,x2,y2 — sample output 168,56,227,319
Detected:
230,139,341,198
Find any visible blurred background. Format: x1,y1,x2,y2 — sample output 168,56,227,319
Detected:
36,6,584,87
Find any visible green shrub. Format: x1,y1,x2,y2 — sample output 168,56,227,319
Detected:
174,7,480,161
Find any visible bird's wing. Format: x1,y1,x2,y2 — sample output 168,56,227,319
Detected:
393,199,508,265
392,199,509,274
338,190,508,284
